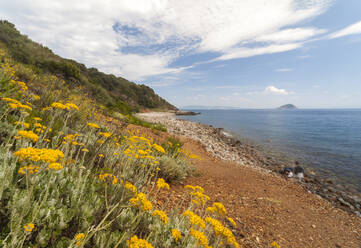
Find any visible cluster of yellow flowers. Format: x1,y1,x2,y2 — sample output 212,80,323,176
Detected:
47,163,63,171
98,173,118,185
124,182,137,194
75,233,85,246
205,217,239,248
34,122,51,134
18,164,40,175
99,131,112,138
0,62,15,77
156,178,169,190
129,192,153,211
33,117,42,121
33,95,41,100
227,217,237,228
50,102,79,111
14,147,64,163
87,122,100,129
15,130,39,142
24,223,35,232
10,79,28,91
1,97,32,111
270,241,281,248
171,229,182,242
14,121,30,129
182,210,206,229
185,185,210,205
206,202,227,216
189,228,211,248
152,210,168,224
127,235,154,248
62,134,83,145
177,147,202,160
152,143,165,153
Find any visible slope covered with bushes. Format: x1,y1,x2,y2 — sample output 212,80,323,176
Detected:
0,47,240,248
0,20,177,113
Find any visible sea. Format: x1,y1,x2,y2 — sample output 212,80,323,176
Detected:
177,109,361,194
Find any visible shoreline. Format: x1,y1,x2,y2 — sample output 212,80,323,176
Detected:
136,112,361,217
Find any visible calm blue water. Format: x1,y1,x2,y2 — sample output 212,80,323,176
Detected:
178,109,361,193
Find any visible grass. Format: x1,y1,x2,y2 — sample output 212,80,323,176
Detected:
0,48,241,248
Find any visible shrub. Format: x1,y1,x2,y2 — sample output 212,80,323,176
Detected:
157,156,189,182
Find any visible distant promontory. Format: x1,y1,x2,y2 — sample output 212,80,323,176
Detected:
278,104,297,110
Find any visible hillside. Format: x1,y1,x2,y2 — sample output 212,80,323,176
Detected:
0,20,177,113
0,35,243,247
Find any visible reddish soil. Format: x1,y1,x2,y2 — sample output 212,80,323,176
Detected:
130,125,361,248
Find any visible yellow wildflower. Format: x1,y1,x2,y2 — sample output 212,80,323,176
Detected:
14,147,64,163
152,143,165,153
270,241,281,248
127,235,154,248
24,223,35,232
98,154,104,158
206,202,227,216
33,117,42,121
81,148,89,153
65,102,79,110
14,121,30,129
50,102,70,110
16,130,39,142
152,210,168,224
227,217,237,227
156,178,170,190
189,228,211,248
205,217,239,248
33,95,41,100
171,229,182,242
75,233,85,246
47,163,63,171
18,164,40,175
99,173,117,184
125,182,137,194
129,192,153,211
87,122,100,129
182,210,205,229
99,132,112,138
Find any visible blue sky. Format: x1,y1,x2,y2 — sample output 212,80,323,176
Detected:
1,0,361,108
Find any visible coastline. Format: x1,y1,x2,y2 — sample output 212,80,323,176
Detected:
136,112,361,217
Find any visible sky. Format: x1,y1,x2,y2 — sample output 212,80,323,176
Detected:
1,0,361,108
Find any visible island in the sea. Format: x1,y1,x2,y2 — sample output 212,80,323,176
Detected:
278,104,297,110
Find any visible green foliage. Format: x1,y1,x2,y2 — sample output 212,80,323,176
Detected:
0,20,177,114
127,115,167,132
157,156,190,182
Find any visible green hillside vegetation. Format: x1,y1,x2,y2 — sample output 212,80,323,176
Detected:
0,20,177,114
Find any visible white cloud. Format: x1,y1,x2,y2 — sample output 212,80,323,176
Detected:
328,20,361,39
0,0,332,81
217,43,302,61
264,85,289,95
275,68,293,72
257,28,326,43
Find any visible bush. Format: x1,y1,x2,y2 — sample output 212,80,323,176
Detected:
157,156,189,183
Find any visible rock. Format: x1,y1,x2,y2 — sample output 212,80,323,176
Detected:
338,198,355,210
311,224,316,228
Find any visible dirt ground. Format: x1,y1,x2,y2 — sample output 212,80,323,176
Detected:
129,125,361,248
